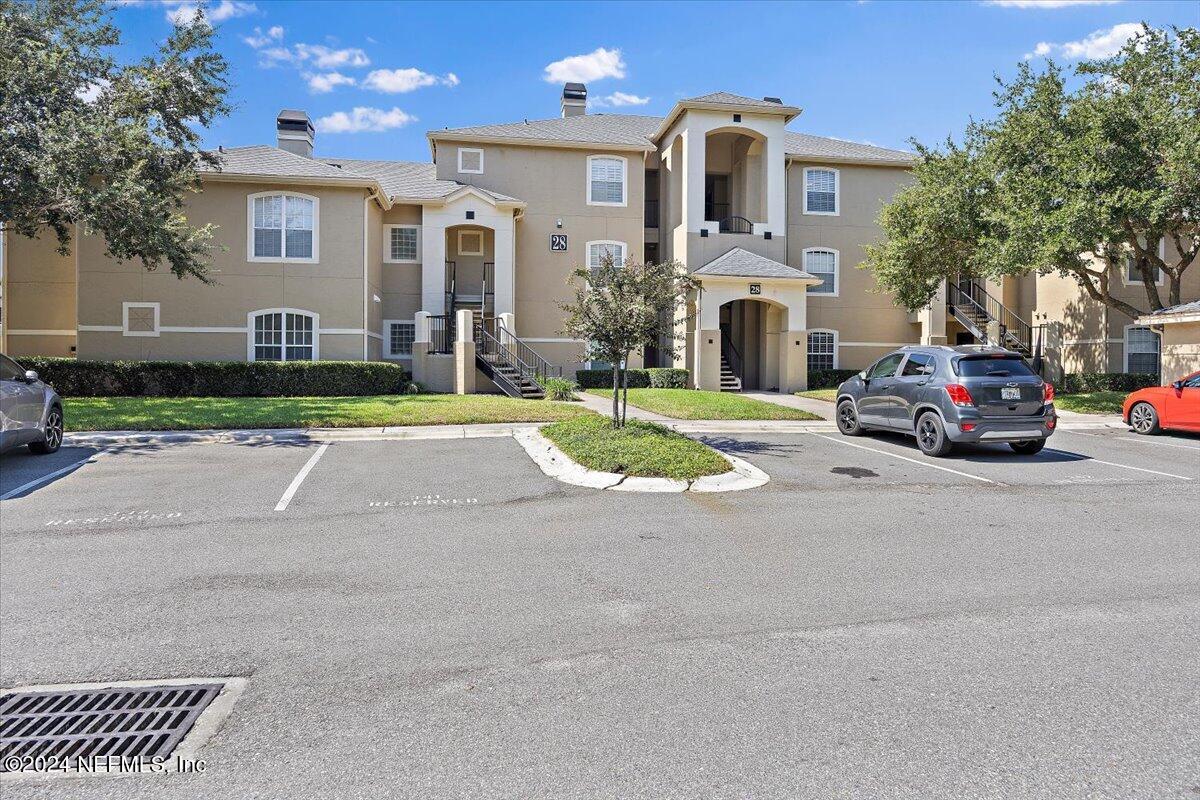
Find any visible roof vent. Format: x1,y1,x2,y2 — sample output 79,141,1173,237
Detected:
276,109,314,158
763,96,783,105
561,83,587,118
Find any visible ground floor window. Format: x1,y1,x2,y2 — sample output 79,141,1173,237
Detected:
252,310,316,361
1124,326,1160,375
807,330,837,372
386,320,415,358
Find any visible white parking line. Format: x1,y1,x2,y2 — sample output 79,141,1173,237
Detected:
807,433,997,484
273,443,329,512
0,455,98,501
1061,429,1200,452
1043,449,1193,481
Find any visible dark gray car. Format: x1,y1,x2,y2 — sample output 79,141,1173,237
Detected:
0,354,64,455
834,345,1056,457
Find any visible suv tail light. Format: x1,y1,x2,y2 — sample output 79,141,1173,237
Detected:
1043,382,1055,403
945,384,975,406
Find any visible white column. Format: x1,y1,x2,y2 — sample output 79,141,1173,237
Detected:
493,222,515,317
681,122,707,233
763,121,787,235
422,224,446,314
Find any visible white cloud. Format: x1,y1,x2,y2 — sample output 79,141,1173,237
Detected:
165,0,256,26
543,47,626,84
257,42,370,69
314,107,416,134
1027,21,1142,60
243,24,283,48
76,78,111,104
362,68,460,93
987,0,1120,7
306,71,356,94
591,91,650,108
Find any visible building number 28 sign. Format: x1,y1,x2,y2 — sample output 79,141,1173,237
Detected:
550,234,568,252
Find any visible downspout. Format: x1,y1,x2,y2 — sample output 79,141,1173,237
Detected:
362,195,370,360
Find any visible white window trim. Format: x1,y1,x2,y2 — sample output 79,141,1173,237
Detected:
1122,323,1160,374
586,154,628,208
457,229,484,257
1120,238,1167,287
457,147,484,175
585,240,628,269
382,318,416,360
802,166,840,216
802,247,840,297
246,191,320,264
806,328,839,370
121,302,161,338
246,308,320,362
383,224,421,264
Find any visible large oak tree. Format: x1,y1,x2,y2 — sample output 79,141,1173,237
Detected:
0,0,231,281
866,25,1199,319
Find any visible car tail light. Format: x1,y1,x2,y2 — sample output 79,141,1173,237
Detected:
945,384,975,406
1046,418,1056,430
1043,382,1055,403
961,423,977,432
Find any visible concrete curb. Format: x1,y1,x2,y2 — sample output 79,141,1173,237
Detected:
512,428,769,493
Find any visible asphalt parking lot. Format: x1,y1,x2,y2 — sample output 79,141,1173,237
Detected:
1,426,1198,799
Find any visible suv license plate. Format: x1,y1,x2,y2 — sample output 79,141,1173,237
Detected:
1001,387,1020,400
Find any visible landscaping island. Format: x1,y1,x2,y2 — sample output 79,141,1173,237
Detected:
540,415,729,481
64,394,592,432
586,389,821,421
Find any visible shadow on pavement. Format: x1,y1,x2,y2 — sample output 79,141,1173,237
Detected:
0,446,101,499
696,436,807,458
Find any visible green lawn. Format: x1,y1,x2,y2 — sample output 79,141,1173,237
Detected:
1055,391,1126,415
796,389,838,403
586,388,821,421
541,415,729,480
64,394,592,432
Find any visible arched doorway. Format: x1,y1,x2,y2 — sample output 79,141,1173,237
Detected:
719,297,788,391
704,128,769,232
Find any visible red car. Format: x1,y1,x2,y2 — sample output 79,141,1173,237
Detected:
1123,371,1200,434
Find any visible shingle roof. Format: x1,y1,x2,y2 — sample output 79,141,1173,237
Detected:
322,158,519,203
431,114,662,147
202,145,363,181
692,247,816,280
682,92,787,108
785,132,914,163
1149,300,1200,316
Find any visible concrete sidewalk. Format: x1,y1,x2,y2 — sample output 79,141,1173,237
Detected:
572,390,672,421
739,390,834,420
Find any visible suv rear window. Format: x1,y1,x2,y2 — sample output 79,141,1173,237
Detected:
955,356,1036,378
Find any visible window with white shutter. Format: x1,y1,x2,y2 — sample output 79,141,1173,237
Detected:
588,156,627,206
803,248,838,295
803,168,839,215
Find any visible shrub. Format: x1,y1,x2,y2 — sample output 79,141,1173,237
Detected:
1060,372,1160,394
542,377,578,401
808,368,860,389
646,368,689,389
17,357,410,398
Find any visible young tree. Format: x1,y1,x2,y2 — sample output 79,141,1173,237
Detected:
559,256,696,428
0,0,231,282
866,24,1199,317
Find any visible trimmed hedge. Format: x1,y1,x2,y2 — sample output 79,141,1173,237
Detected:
1061,372,1159,394
575,367,689,390
17,357,410,398
807,368,860,389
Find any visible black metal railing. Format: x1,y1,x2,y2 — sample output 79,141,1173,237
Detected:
474,317,561,391
481,262,494,314
720,328,743,380
428,314,454,354
644,199,659,228
446,260,494,315
718,216,754,234
443,260,457,314
946,279,1033,355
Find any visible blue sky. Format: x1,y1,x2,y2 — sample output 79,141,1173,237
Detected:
112,0,1198,162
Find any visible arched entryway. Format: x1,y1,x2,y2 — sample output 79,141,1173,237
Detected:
719,297,788,391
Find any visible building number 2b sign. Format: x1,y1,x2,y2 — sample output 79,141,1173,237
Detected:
550,234,568,252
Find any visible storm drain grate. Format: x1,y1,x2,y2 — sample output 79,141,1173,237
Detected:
0,683,223,771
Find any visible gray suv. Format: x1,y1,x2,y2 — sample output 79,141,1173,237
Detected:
0,354,64,455
835,346,1056,457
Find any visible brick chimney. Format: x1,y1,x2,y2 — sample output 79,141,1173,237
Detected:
561,83,586,118
276,109,314,158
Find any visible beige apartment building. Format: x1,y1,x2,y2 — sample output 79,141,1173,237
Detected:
2,86,1196,393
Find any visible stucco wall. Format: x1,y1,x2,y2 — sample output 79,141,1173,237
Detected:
3,230,78,357
1160,321,1200,381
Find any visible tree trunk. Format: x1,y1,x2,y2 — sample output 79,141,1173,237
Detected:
621,360,628,427
611,365,620,428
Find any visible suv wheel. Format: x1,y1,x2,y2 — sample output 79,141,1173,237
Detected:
1128,401,1160,435
1009,439,1045,455
915,412,953,457
836,399,864,436
29,406,63,455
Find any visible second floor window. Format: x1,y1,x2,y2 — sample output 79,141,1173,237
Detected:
804,248,838,295
804,168,839,215
588,156,626,206
387,226,419,263
251,193,316,261
1124,255,1162,284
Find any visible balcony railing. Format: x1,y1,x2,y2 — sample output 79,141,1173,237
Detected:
717,216,754,234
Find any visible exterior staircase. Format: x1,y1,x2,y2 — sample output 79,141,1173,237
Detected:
946,280,1035,357
472,317,561,400
719,355,743,392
